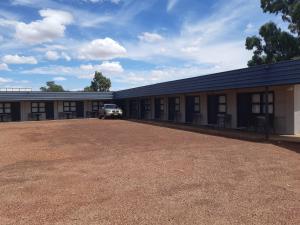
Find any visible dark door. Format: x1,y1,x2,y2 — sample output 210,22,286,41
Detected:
76,101,84,118
154,98,160,119
130,100,139,118
185,96,194,123
237,93,252,127
207,95,218,124
168,97,176,121
45,102,54,120
11,102,21,121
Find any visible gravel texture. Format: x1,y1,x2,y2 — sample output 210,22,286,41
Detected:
0,119,299,225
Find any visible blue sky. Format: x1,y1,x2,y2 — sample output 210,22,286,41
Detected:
0,0,284,91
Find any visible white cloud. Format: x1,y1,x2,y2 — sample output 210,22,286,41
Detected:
2,54,37,64
79,61,124,78
53,76,67,81
45,51,60,60
79,38,126,60
167,0,179,12
45,50,71,61
0,77,13,83
22,61,123,78
0,63,10,71
138,32,164,43
15,9,73,44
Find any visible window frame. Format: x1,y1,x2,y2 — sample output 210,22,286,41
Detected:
31,102,46,113
174,97,180,112
193,96,200,113
160,98,165,112
251,92,274,115
91,101,103,112
218,95,227,114
0,102,11,114
63,101,77,112
143,99,151,112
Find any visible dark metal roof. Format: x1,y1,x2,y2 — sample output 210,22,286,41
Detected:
114,59,300,99
0,91,114,101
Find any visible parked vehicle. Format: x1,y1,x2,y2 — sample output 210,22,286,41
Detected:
99,104,123,119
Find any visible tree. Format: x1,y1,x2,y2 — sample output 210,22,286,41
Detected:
40,81,65,92
84,71,111,92
261,0,300,35
246,0,300,66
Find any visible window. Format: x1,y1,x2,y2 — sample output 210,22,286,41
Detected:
218,95,227,113
0,103,11,114
160,98,164,112
64,101,76,112
31,102,45,113
92,101,103,111
262,93,274,114
251,92,274,114
143,99,151,112
175,97,180,112
193,96,200,113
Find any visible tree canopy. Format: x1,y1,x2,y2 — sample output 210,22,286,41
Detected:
246,0,300,66
40,81,65,92
84,71,111,92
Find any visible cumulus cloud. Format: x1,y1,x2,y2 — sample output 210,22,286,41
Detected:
79,61,124,78
2,54,37,64
15,9,73,44
138,32,164,43
45,50,71,61
0,63,10,71
79,38,126,60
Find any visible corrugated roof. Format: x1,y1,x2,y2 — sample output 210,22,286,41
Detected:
114,59,300,99
0,91,114,101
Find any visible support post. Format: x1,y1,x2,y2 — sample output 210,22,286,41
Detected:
265,86,270,140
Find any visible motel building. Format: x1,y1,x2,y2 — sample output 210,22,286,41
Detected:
0,60,300,135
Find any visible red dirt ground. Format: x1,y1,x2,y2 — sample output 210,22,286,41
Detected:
0,119,299,225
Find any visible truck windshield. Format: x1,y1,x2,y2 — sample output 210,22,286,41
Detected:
105,104,118,109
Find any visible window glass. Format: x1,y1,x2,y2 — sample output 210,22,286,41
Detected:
262,105,274,114
263,93,274,103
32,102,38,107
64,102,69,107
252,94,260,103
71,102,76,107
219,105,226,113
39,102,45,108
194,105,200,112
175,97,180,112
32,107,38,113
219,96,226,104
252,104,260,114
0,108,3,113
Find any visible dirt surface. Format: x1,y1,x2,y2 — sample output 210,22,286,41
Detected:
0,119,299,225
